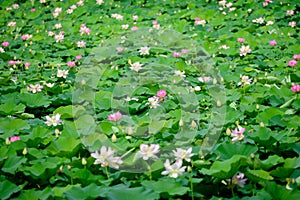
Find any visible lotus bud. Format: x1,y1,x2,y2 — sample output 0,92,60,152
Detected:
213,78,217,85
194,86,201,91
22,148,27,155
112,134,117,143
217,100,222,107
179,119,184,127
260,122,264,127
191,120,197,128
82,158,87,165
226,128,231,136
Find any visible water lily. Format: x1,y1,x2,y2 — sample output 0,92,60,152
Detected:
67,61,76,67
57,69,69,78
237,75,252,86
128,59,143,72
2,41,9,47
174,70,186,77
288,60,298,67
91,146,123,169
27,83,43,93
173,147,194,162
45,114,63,127
269,40,277,46
157,90,167,99
77,40,86,48
291,85,300,93
10,136,20,142
239,45,251,56
227,173,248,188
161,159,186,178
231,126,245,142
148,96,160,108
136,144,160,160
108,111,122,122
139,46,150,56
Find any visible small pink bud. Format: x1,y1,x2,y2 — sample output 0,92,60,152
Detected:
291,85,300,93
195,17,200,21
76,55,82,60
10,136,20,142
288,60,298,67
2,41,9,47
238,38,245,43
152,20,158,25
263,2,268,6
269,40,277,46
293,54,300,60
24,62,31,67
173,52,180,58
67,61,76,67
108,111,122,122
21,35,28,40
181,49,188,54
116,46,123,52
8,60,15,65
85,28,91,34
131,26,138,31
157,90,167,98
31,8,35,12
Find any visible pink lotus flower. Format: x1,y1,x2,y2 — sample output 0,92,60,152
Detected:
108,111,122,122
291,85,300,93
152,20,158,25
286,10,294,16
27,83,43,93
67,61,76,67
239,45,251,56
157,90,167,98
77,41,86,48
8,60,15,65
195,17,200,21
293,54,300,60
10,136,20,142
227,173,248,188
173,52,180,58
237,38,245,43
31,8,35,12
21,35,29,40
263,1,268,6
231,126,245,142
289,21,296,28
131,26,138,31
116,46,123,52
181,49,188,54
288,60,298,67
269,40,277,46
76,55,82,60
24,62,30,67
2,41,9,47
85,28,91,35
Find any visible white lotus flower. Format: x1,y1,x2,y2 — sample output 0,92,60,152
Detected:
161,159,186,178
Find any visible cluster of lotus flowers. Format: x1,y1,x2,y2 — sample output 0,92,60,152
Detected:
91,144,194,179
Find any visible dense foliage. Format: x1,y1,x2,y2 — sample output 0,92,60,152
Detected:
0,0,300,199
